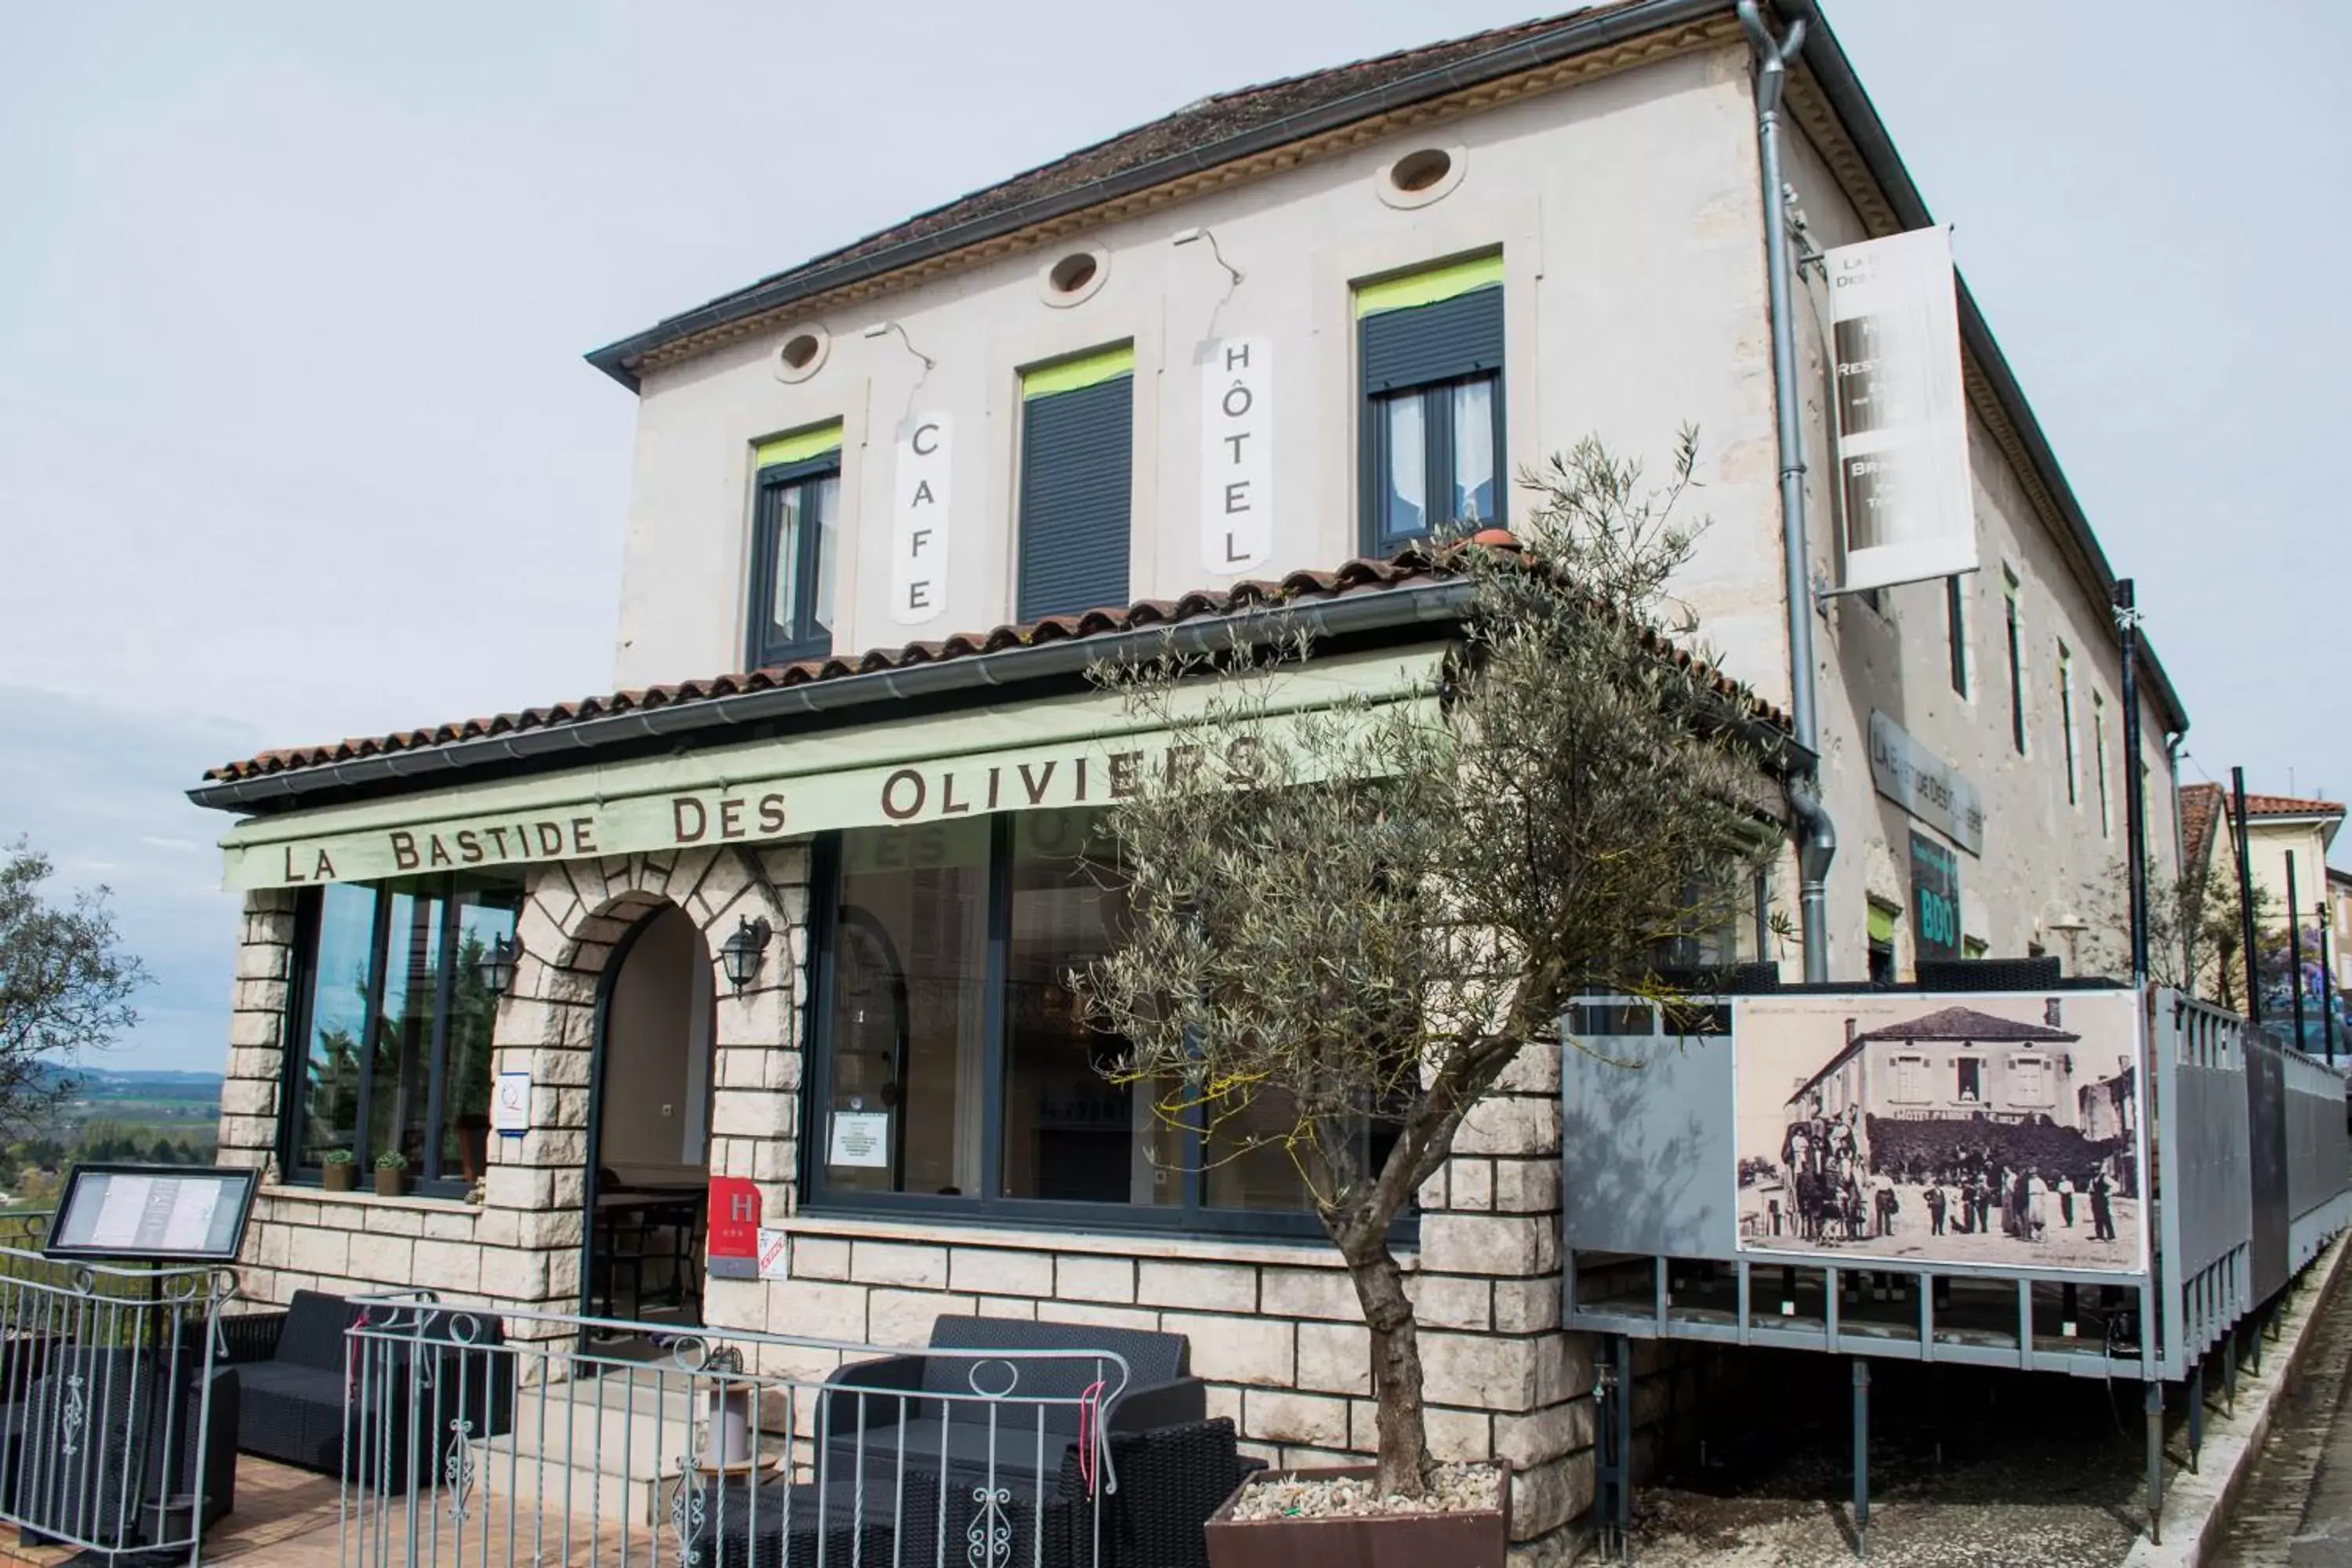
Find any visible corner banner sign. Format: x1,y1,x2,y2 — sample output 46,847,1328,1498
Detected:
218,649,1439,891
1826,227,1978,594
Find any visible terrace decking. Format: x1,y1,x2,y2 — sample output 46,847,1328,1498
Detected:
0,1455,644,1568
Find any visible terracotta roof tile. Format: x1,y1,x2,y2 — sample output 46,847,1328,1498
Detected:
204,542,1787,786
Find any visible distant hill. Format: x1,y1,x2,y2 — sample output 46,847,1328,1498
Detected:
34,1062,223,1102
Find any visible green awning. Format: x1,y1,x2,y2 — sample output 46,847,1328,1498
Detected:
1355,253,1504,318
1022,345,1135,400
755,421,844,469
219,648,1441,891
1867,903,1900,945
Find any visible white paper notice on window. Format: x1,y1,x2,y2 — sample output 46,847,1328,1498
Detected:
89,1174,154,1250
1200,338,1272,575
493,1070,532,1136
828,1112,891,1169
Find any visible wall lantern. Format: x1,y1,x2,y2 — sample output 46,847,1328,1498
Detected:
477,933,522,997
720,916,773,993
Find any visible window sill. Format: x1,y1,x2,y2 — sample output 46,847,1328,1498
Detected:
260,1182,481,1216
782,1210,1414,1272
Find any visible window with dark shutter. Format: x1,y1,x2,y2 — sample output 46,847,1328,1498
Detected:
1358,255,1506,555
747,423,843,669
1018,347,1135,622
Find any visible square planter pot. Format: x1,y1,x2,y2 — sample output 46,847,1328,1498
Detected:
321,1164,357,1193
374,1170,407,1197
1203,1461,1512,1568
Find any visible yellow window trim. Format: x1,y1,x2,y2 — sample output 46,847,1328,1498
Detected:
1022,345,1136,400
755,421,844,470
1355,252,1504,318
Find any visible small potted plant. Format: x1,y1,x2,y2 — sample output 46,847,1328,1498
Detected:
373,1150,408,1197
321,1149,357,1192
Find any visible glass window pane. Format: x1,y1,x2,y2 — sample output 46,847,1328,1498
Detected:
294,883,378,1168
811,475,839,640
1204,1087,1318,1212
1451,378,1497,526
1001,810,1174,1205
827,820,990,1197
438,880,523,1181
1381,394,1425,545
368,887,444,1169
768,485,804,646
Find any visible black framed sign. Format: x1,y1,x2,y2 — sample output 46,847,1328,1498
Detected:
44,1164,260,1264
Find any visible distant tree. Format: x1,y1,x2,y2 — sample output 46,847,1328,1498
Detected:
0,840,146,1131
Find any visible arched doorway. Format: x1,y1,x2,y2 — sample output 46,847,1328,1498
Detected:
583,903,715,1330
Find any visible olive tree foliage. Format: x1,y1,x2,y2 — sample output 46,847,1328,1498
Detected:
1073,432,1789,1495
0,840,147,1131
2078,856,2277,1009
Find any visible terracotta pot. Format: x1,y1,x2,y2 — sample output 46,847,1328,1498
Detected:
1203,1461,1512,1568
374,1169,406,1198
321,1163,356,1193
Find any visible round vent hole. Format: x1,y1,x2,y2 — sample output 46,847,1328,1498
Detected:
1048,252,1100,295
1391,148,1454,194
780,333,822,370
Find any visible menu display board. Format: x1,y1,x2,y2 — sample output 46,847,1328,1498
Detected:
45,1164,259,1263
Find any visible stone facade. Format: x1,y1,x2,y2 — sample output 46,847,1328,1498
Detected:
216,837,1669,1552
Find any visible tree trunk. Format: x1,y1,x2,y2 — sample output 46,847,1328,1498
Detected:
1342,1234,1435,1496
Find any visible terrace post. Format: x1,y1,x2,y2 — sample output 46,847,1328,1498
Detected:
1850,1359,1869,1559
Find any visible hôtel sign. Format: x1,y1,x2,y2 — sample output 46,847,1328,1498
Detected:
220,651,1439,891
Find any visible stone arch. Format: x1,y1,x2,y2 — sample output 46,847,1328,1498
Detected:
474,844,811,1322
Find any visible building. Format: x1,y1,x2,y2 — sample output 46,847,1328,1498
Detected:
2179,782,2344,1011
195,2,2189,1549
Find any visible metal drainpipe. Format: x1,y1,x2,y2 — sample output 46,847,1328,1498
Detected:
1740,0,1835,984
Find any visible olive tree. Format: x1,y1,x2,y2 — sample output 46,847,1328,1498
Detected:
1073,432,1788,1495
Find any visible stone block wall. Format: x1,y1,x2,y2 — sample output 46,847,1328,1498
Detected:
216,848,1628,1555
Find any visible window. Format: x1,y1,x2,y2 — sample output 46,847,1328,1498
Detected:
2009,1054,2049,1106
2093,691,2112,837
1018,347,1134,622
1867,900,1899,986
2056,641,2078,805
808,811,1377,1236
1890,1054,1928,1104
2002,568,2027,753
282,874,523,1189
748,424,843,668
1944,575,1970,697
1359,255,1505,554
1955,1057,1983,1104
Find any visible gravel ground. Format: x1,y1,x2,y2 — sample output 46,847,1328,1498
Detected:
1623,1365,2155,1567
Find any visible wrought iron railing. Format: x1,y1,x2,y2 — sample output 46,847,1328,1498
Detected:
0,1245,235,1564
339,1301,1138,1568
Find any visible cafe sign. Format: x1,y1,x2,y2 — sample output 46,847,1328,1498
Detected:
1867,710,1984,857
220,649,1439,891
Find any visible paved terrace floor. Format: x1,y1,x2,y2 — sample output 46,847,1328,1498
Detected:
0,1457,644,1568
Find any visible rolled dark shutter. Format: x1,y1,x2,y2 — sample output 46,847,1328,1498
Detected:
1018,374,1134,622
1359,285,1504,394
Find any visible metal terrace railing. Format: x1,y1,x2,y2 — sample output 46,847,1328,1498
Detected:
339,1300,1138,1568
0,1245,237,1565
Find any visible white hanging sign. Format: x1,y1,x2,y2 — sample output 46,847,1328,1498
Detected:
492,1070,532,1137
1825,227,1978,593
891,415,953,626
1200,338,1272,575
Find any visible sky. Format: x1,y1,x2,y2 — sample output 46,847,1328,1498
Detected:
2,1,2346,1072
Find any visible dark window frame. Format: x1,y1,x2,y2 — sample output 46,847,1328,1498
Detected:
1944,575,1969,698
2003,572,2027,754
2058,643,2079,806
746,452,840,670
278,873,520,1196
1358,281,1507,557
800,822,1416,1244
1015,365,1135,623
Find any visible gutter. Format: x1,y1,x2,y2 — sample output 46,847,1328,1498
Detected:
187,579,1480,815
582,0,1730,391
1778,0,2191,739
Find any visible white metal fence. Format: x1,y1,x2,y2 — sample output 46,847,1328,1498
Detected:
341,1299,1133,1568
0,1243,236,1564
